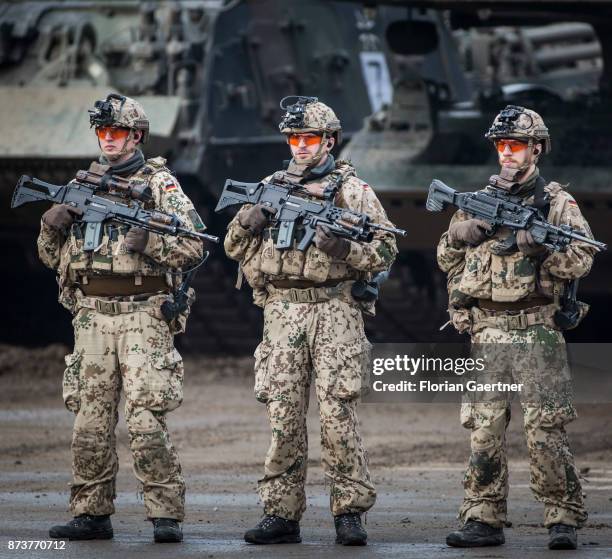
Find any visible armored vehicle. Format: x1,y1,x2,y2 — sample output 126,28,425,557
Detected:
339,0,612,343
1,0,402,352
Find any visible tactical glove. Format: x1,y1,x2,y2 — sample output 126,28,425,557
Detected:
42,204,83,231
124,227,149,253
314,225,350,259
448,218,492,247
517,229,549,257
238,204,277,235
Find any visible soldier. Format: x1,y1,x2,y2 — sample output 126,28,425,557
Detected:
39,94,204,542
437,105,596,550
224,96,397,546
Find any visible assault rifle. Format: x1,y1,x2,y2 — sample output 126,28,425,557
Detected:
12,174,219,250
215,178,406,251
427,179,606,253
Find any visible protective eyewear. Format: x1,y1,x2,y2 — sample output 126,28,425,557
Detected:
288,134,322,147
96,126,131,140
495,139,528,153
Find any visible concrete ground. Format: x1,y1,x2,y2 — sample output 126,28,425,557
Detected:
0,348,611,559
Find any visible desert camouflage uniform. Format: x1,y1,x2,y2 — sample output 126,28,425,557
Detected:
38,154,202,521
224,158,397,521
437,168,595,529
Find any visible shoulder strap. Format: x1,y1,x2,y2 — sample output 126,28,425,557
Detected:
534,175,548,212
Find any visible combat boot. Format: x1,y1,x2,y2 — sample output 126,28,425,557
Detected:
244,515,301,544
446,520,504,547
334,513,367,546
152,518,182,543
49,514,113,540
548,524,577,550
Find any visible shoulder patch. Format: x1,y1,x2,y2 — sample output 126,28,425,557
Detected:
163,177,178,192
188,209,206,231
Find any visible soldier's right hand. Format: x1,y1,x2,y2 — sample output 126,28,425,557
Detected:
42,204,84,231
448,218,492,247
238,204,277,235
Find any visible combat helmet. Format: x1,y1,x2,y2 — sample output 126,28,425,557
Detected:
485,105,550,154
279,96,342,143
89,93,150,143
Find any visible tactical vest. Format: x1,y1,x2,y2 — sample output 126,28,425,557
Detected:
456,181,572,303
239,162,367,287
59,157,172,287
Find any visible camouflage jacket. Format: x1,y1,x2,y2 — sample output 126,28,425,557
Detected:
224,159,398,306
437,174,596,307
37,156,203,312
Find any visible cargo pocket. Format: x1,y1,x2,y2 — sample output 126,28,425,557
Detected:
327,338,369,400
253,341,273,403
63,351,82,414
533,400,577,430
146,348,184,412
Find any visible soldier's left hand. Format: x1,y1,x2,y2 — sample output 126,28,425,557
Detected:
125,227,149,253
314,225,350,259
517,230,549,257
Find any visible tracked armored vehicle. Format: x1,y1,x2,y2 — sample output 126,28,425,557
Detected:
339,0,612,343
1,0,402,352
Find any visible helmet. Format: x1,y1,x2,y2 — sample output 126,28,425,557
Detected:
485,105,550,154
89,93,150,143
279,96,342,143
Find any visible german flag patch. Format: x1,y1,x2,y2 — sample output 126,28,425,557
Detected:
163,178,178,192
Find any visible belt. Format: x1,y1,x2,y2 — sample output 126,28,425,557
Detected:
478,297,552,312
76,293,168,317
471,303,559,332
78,276,168,297
266,281,355,304
270,278,347,289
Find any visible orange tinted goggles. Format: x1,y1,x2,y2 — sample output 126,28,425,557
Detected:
288,134,322,147
495,139,528,153
96,126,131,140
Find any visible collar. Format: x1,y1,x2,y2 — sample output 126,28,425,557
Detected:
489,166,539,196
509,168,539,196
99,149,145,177
306,154,335,179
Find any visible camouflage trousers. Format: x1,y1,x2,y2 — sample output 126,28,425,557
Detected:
253,296,376,521
62,304,185,520
459,324,587,528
